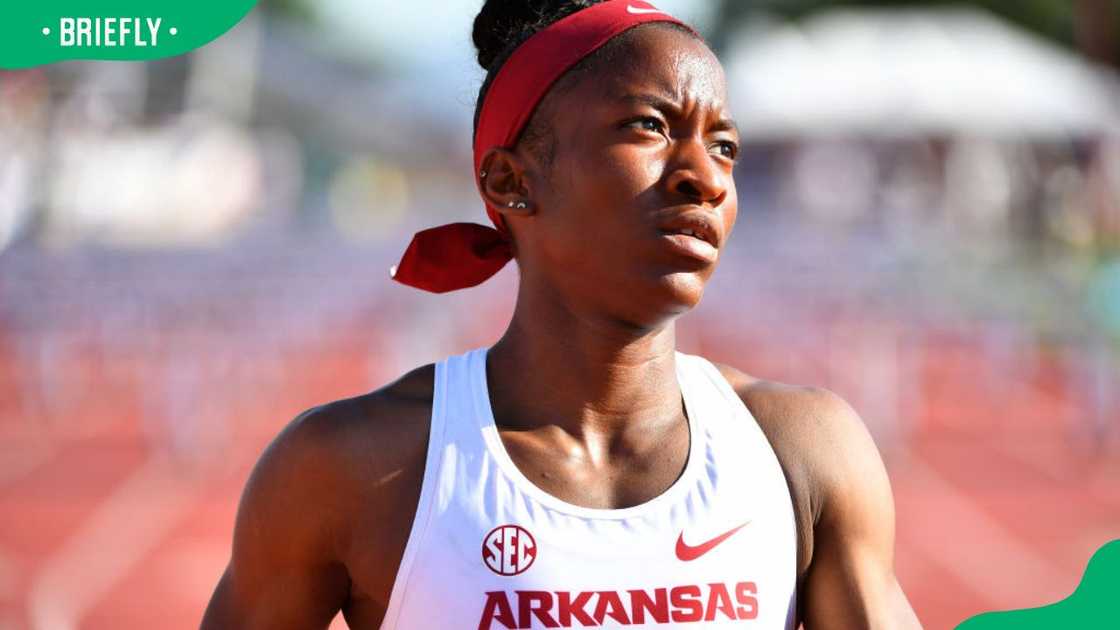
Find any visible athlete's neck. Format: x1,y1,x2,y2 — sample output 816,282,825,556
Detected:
486,290,685,456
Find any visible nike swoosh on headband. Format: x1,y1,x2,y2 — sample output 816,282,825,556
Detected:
627,4,666,15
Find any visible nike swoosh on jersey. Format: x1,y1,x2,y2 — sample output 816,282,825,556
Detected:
675,521,752,561
626,4,665,15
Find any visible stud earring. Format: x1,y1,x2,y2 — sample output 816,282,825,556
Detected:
515,201,528,209
479,170,487,179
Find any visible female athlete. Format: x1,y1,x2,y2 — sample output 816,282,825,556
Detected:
202,1,923,628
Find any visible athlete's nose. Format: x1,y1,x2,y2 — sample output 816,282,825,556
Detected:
665,139,728,207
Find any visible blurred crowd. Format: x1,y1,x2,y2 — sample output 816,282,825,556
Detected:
2,4,1117,434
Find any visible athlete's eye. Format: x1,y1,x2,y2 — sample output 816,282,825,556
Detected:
626,117,665,133
711,140,739,161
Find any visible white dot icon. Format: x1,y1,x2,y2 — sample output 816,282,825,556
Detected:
169,27,178,36
42,27,50,35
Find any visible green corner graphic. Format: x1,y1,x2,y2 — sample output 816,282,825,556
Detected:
0,1,259,69
955,539,1120,629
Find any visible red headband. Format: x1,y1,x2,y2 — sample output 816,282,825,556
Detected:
390,0,694,293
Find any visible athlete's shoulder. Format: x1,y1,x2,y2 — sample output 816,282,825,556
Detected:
212,363,438,624
274,362,436,474
710,361,860,440
709,360,834,508
711,359,892,560
712,361,874,483
246,361,436,523
244,362,436,518
709,362,905,627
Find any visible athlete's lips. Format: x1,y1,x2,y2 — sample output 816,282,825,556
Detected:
656,210,722,249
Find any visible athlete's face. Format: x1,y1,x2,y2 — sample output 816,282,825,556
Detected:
507,26,739,328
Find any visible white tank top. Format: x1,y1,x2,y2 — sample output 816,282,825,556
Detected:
381,347,799,629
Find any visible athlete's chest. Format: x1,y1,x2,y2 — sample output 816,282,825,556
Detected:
382,433,797,629
394,481,793,629
374,350,802,628
495,418,693,514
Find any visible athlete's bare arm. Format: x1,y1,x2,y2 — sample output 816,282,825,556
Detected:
786,388,921,629
200,404,353,629
717,365,923,630
201,365,434,630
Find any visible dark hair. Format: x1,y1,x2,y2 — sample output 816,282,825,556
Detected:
471,0,701,167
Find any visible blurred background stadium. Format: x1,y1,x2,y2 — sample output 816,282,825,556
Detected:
1,0,1119,628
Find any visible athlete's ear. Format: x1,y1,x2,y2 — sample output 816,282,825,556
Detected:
479,148,535,219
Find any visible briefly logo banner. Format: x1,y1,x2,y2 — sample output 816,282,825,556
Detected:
0,1,260,69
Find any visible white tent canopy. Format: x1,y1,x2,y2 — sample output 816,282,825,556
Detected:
723,7,1120,139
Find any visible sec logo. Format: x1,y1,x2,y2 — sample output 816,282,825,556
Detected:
482,524,537,576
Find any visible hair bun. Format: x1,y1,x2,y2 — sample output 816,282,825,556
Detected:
472,0,602,72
